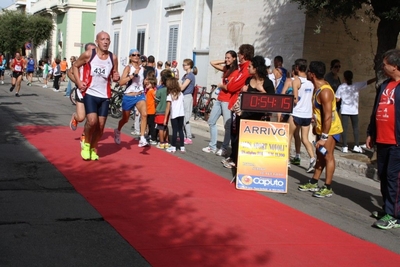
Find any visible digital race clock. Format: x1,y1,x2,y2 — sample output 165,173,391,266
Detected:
240,93,294,113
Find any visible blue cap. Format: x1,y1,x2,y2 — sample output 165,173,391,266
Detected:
129,48,139,55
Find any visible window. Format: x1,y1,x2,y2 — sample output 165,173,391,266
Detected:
168,25,179,62
113,31,120,56
137,29,145,55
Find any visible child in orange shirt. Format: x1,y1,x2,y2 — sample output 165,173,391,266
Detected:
146,77,158,145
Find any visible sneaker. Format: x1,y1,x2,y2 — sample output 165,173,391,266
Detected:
42,85,47,88
298,181,319,192
166,146,176,153
221,157,231,164
156,143,165,149
216,148,227,156
27,82,31,86
342,146,348,153
312,186,333,198
202,146,216,153
130,131,140,136
373,214,400,230
223,158,236,169
81,143,91,160
306,160,316,173
138,139,149,147
164,143,170,148
80,135,85,149
149,140,158,145
15,93,19,97
352,145,363,153
180,147,186,153
371,211,386,219
53,89,59,92
9,85,14,92
70,113,77,131
184,138,193,145
113,129,121,144
290,157,301,166
90,149,99,161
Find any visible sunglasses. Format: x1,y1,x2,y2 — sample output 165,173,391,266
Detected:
131,54,140,57
333,65,341,69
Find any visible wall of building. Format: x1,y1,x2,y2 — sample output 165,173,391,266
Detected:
302,9,400,142
95,0,212,82
207,0,306,89
31,0,96,62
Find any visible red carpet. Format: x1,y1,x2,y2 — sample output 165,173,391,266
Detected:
18,125,400,266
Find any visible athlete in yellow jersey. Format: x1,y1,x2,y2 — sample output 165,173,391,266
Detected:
298,61,342,198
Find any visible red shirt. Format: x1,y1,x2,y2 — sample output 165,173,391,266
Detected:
12,58,25,73
227,61,251,109
376,80,400,144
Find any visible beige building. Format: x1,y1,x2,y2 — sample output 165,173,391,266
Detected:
209,1,399,142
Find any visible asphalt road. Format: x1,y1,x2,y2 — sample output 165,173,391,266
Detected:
0,78,398,266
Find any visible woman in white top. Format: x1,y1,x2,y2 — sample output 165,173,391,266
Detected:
336,70,376,153
287,59,315,172
114,48,149,147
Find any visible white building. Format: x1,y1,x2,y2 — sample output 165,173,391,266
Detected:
95,0,212,87
95,0,305,88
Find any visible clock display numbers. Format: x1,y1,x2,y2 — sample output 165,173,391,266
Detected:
240,93,294,113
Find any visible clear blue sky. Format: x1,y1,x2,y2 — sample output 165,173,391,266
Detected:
0,0,15,9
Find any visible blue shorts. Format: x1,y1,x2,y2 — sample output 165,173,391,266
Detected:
122,93,146,111
84,94,109,117
293,116,312,127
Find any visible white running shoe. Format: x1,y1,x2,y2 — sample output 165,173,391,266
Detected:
352,145,363,153
342,146,348,153
166,146,176,153
114,129,121,144
202,146,216,153
138,139,149,147
216,148,227,156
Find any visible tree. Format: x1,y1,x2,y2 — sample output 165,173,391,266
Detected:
0,10,53,56
291,0,400,78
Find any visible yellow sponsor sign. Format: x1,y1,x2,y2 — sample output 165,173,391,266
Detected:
236,120,289,193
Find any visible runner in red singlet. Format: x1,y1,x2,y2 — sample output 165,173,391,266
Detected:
10,52,26,97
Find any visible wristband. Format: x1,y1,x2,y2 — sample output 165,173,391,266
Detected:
321,133,329,141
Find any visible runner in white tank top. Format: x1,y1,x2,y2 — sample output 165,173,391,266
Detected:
72,31,120,161
287,59,316,172
292,76,314,118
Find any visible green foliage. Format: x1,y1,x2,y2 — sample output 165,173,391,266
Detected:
0,10,53,54
291,0,400,22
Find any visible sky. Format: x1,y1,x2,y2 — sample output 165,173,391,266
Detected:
0,0,15,9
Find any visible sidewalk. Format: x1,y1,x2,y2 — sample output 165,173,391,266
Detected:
189,116,377,180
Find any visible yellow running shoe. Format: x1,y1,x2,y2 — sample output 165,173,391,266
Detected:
81,143,91,160
90,148,99,161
